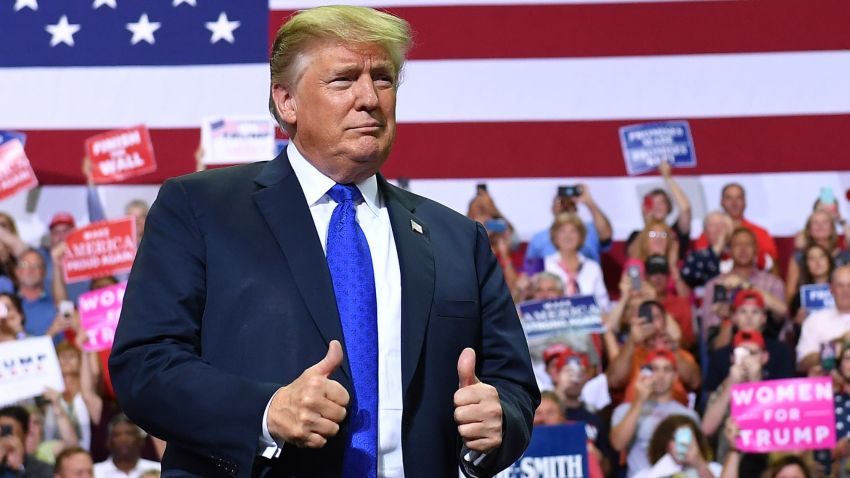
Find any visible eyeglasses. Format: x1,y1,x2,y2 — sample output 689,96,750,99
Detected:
15,261,43,270
648,230,669,239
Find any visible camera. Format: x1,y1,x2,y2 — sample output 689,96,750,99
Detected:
0,424,12,437
713,284,728,303
484,218,508,235
558,185,582,198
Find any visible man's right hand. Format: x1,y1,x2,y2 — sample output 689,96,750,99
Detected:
267,340,350,448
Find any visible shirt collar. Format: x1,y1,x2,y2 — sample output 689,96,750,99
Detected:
286,142,381,217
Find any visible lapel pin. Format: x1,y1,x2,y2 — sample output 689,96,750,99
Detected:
411,219,423,234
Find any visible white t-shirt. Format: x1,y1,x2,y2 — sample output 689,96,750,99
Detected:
796,308,850,362
94,458,161,478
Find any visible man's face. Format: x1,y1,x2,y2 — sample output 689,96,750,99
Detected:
58,349,81,376
649,358,675,396
125,205,146,241
108,422,143,461
533,398,564,426
15,250,45,289
733,302,765,331
832,268,850,311
274,40,397,184
534,277,563,300
56,452,94,478
729,232,756,267
733,343,766,379
50,224,73,248
721,185,746,219
647,273,668,295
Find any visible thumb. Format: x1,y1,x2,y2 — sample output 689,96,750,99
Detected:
310,340,344,377
457,347,480,388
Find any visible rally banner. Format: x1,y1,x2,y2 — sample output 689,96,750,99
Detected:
201,116,277,165
85,125,157,184
0,139,39,201
730,377,836,452
63,218,137,283
0,130,26,147
78,282,126,352
0,336,64,407
519,295,604,357
494,423,589,478
800,284,835,311
619,120,697,176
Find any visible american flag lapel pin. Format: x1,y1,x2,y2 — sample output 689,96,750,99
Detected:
411,219,423,234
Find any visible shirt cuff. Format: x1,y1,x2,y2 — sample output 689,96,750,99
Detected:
259,389,284,459
460,446,489,478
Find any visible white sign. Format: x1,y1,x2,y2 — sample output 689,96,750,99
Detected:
201,116,277,165
0,337,65,406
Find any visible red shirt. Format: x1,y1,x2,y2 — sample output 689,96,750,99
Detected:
695,218,778,268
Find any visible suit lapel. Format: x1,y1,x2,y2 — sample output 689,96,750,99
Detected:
380,177,435,399
252,151,352,385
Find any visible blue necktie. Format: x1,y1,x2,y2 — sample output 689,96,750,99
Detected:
325,184,378,478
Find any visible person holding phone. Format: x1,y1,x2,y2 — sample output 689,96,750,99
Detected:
636,414,720,478
525,184,613,264
786,209,850,302
797,265,850,373
0,406,53,478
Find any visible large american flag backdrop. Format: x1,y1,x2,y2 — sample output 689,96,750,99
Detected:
1,0,849,240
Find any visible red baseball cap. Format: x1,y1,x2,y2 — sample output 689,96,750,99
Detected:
733,330,765,349
49,212,75,230
733,289,765,310
554,348,590,372
644,348,677,369
543,343,569,365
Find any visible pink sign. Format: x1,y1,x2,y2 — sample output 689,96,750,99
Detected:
78,283,126,352
730,377,836,452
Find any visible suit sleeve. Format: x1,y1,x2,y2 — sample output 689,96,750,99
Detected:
109,179,280,474
461,223,541,477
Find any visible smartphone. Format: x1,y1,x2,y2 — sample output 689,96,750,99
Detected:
558,185,582,198
0,302,7,319
673,426,693,461
637,301,654,324
639,365,653,377
713,284,728,303
821,342,837,371
627,265,642,292
0,424,12,437
59,300,74,318
476,183,487,193
733,346,749,365
820,187,836,205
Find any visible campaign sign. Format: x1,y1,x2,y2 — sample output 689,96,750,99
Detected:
201,116,276,165
520,295,604,351
800,284,835,311
495,423,588,478
619,121,697,176
0,336,64,407
85,125,157,184
78,282,126,352
0,130,26,147
730,377,836,452
0,139,39,201
63,218,137,283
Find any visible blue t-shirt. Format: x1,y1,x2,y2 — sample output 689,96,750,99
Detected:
525,221,609,263
21,291,57,338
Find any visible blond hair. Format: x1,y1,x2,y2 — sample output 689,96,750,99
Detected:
268,5,412,130
549,212,587,252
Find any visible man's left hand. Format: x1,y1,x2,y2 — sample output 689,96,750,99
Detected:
454,348,503,454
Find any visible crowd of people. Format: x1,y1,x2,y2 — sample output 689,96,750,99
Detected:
1,155,849,478
470,163,850,478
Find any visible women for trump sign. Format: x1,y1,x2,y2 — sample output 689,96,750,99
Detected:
730,377,836,452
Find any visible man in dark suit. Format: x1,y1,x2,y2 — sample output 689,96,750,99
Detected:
109,5,539,478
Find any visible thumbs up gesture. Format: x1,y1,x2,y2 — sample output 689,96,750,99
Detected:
454,348,503,454
268,340,350,448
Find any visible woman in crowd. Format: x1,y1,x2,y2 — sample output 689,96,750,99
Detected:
544,212,610,311
788,243,836,327
0,212,27,290
629,220,690,298
786,210,850,301
636,414,721,478
0,292,27,342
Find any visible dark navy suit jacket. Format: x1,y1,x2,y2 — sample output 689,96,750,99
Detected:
109,150,539,477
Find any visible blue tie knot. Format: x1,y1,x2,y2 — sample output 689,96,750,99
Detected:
327,183,362,204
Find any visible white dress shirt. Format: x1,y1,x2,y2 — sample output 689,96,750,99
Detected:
260,142,406,477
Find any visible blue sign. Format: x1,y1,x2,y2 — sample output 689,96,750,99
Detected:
520,295,604,338
801,284,835,311
0,131,26,147
495,423,589,478
619,121,696,176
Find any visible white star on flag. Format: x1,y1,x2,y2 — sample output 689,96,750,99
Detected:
45,15,81,47
205,12,240,44
92,0,117,9
126,13,161,45
13,0,38,12
173,0,197,6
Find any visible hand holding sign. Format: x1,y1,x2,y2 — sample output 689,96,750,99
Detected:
454,348,503,453
268,340,350,448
